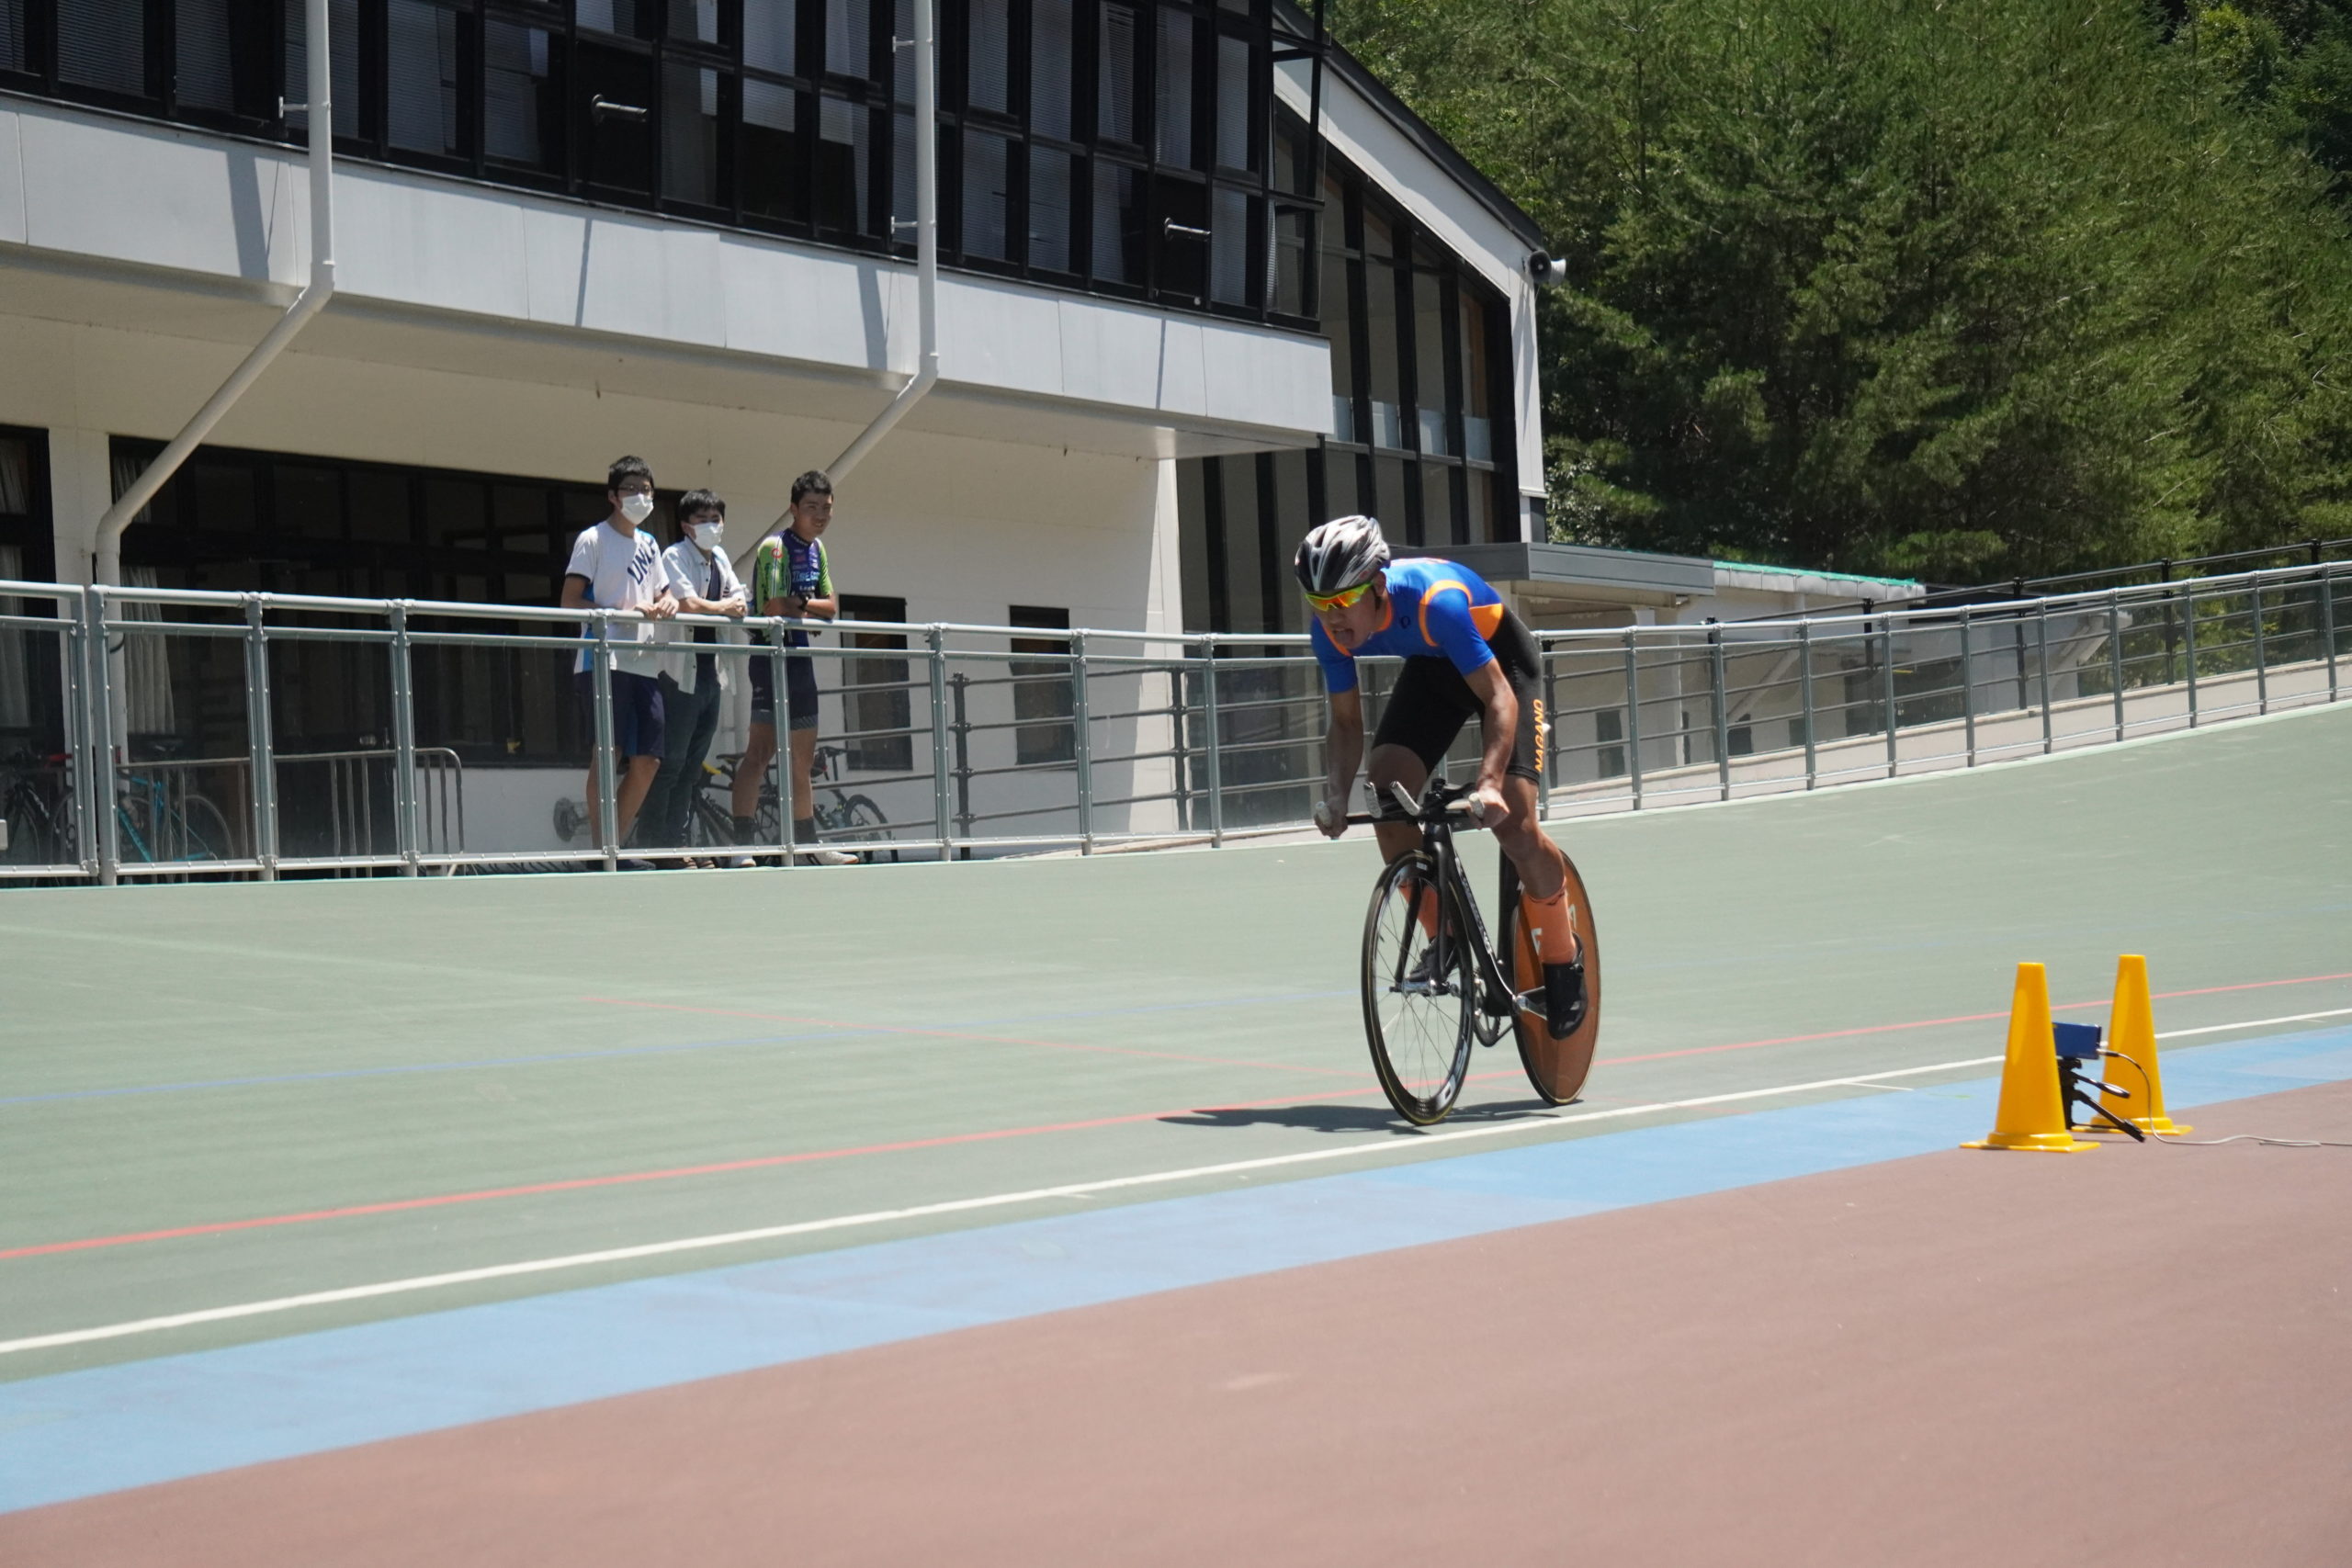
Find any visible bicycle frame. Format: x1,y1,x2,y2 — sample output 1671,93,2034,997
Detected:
1354,784,1522,1028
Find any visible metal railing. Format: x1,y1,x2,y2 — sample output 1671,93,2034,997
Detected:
0,558,2344,883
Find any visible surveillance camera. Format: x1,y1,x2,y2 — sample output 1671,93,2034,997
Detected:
1528,252,1568,287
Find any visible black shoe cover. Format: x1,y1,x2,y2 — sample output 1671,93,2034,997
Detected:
1543,959,1587,1038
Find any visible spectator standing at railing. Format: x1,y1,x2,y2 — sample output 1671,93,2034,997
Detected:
559,456,676,860
737,469,854,866
647,488,746,865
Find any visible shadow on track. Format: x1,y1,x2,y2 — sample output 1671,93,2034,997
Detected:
1159,1099,1558,1135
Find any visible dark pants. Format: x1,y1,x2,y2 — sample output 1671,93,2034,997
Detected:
646,671,722,849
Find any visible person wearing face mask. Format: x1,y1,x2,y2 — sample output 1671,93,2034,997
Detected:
560,455,678,862
645,488,748,864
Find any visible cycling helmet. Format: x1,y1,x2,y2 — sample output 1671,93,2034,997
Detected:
1294,514,1390,597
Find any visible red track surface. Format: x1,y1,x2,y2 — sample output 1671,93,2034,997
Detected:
8,1079,2348,1566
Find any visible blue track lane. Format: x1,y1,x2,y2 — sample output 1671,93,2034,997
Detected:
3,1028,2346,1513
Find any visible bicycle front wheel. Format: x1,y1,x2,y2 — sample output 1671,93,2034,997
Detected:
841,796,897,863
1362,851,1476,1125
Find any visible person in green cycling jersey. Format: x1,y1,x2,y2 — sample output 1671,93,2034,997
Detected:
1301,513,1585,1034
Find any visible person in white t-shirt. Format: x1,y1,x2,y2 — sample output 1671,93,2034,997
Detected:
646,488,746,862
559,455,678,857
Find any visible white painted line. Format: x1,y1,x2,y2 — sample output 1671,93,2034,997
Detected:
0,1053,2006,1359
13,1002,2344,1361
2157,1007,2352,1041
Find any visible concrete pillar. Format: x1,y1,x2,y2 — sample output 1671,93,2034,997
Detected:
48,427,112,584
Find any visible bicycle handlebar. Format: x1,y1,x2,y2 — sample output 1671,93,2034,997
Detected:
1340,783,1485,829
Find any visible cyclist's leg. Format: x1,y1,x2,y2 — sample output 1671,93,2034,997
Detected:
1367,656,1475,863
784,655,821,842
734,659,777,833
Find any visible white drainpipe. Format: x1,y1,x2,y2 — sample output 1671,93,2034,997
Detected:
821,0,940,487
93,0,338,587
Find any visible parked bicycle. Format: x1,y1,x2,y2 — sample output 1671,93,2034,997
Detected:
1,752,73,867
691,744,897,863
1354,781,1602,1124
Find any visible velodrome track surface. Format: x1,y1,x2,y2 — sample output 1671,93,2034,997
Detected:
2,701,2349,1560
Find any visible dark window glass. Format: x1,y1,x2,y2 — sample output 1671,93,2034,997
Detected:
744,80,802,220
60,0,145,94
744,0,796,75
484,20,561,171
1028,143,1073,271
667,0,717,44
839,593,910,772
1030,0,1073,139
388,0,463,156
1091,159,1141,282
1462,294,1494,462
177,0,277,118
1322,248,1354,440
825,0,868,77
1413,266,1448,453
662,60,720,205
1214,32,1250,172
577,41,655,192
962,129,1010,258
348,472,414,547
576,0,654,39
815,95,869,231
1465,465,1496,543
1218,456,1261,634
1270,450,1310,634
0,0,25,73
967,0,1011,114
282,0,362,134
1209,184,1249,305
1096,3,1138,144
1154,6,1194,167
1420,459,1457,545
1009,605,1074,765
1374,454,1408,542
1272,205,1308,316
1364,257,1403,450
276,466,343,539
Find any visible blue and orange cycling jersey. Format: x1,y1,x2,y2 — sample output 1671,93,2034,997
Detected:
1308,557,1510,695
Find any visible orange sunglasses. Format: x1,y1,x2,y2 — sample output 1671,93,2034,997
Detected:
1303,581,1374,614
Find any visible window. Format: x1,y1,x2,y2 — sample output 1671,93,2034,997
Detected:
838,593,911,772
1595,707,1624,779
1174,136,1517,633
1008,604,1073,765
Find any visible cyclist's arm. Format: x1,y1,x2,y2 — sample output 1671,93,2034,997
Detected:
1464,661,1519,816
1320,688,1365,831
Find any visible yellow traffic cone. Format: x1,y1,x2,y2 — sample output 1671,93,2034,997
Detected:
1964,963,2098,1152
2088,954,2190,1136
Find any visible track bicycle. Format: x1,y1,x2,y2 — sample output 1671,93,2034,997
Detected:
1352,781,1602,1125
690,745,898,863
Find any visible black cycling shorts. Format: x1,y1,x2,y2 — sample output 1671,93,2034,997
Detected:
1371,608,1546,785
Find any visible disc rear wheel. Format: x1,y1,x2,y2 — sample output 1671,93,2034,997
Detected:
1500,850,1602,1106
1362,852,1476,1125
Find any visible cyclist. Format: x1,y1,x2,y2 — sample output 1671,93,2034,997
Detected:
1301,514,1585,1035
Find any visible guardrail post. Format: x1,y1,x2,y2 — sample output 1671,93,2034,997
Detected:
949,671,973,849
592,615,618,870
1959,610,1976,765
2183,589,2199,728
390,601,421,874
2251,574,2268,715
1538,639,1557,821
1070,628,1093,853
1794,621,1814,789
84,586,119,884
60,588,92,874
2324,564,2339,701
1882,613,1900,777
769,622,793,870
1707,621,1731,802
2107,591,2125,742
1622,631,1646,807
243,595,279,879
2034,600,2052,755
927,625,951,860
1202,636,1225,847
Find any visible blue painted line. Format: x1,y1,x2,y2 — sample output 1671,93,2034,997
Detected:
0,992,1351,1110
2,1026,2346,1513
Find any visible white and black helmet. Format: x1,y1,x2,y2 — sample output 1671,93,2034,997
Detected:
1294,514,1390,598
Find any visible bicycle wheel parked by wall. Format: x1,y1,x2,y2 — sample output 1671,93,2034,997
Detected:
835,795,897,863
1361,850,1476,1125
1498,851,1602,1106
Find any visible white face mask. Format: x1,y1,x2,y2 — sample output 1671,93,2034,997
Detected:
619,492,655,525
690,521,725,551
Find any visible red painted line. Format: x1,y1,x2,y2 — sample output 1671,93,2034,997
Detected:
0,1081,1394,1262
13,970,2348,1265
582,996,1354,1079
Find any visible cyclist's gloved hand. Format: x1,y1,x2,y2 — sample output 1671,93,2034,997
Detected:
1312,795,1347,839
